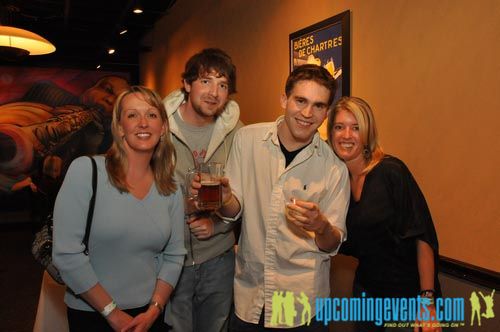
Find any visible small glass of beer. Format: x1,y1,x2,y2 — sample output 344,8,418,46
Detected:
198,162,224,210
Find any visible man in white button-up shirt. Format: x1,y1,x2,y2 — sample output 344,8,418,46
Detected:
194,64,350,330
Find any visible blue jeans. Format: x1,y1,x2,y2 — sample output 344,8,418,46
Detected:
165,248,235,332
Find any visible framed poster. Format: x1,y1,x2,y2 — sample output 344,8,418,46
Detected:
289,10,351,104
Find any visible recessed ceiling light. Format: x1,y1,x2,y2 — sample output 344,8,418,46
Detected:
96,64,101,69
119,28,128,35
133,7,143,14
108,48,115,55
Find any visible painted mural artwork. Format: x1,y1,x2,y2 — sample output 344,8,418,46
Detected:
0,67,130,215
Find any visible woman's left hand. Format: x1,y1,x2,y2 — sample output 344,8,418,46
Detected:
120,306,159,332
414,303,442,332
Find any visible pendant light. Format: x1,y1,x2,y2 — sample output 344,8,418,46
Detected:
0,25,56,57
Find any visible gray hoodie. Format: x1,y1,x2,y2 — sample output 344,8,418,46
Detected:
163,89,243,265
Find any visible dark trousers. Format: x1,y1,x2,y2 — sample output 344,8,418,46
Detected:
229,310,329,332
352,281,415,332
67,305,166,332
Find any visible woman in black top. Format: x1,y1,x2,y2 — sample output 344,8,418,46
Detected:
327,97,441,332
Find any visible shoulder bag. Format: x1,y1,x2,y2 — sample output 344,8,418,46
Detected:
31,156,98,284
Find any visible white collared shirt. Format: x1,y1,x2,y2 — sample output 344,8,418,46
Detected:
225,117,350,328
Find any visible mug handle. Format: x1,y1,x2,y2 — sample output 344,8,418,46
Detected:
185,168,199,200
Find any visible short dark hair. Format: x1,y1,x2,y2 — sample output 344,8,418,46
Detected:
181,48,237,95
285,64,337,107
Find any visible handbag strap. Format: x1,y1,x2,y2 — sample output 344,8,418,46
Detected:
82,156,97,255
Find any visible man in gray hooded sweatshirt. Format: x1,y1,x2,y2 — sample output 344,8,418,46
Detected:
162,48,243,332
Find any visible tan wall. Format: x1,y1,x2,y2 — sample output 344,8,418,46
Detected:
141,0,500,272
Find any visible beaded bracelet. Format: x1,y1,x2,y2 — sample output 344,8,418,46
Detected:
150,300,164,312
419,289,436,305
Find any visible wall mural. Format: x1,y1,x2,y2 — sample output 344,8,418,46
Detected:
0,66,130,219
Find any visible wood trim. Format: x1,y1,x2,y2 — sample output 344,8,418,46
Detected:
439,256,500,290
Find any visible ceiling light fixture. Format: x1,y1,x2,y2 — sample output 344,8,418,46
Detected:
96,64,101,69
108,48,115,55
133,5,143,14
119,28,128,35
0,25,56,57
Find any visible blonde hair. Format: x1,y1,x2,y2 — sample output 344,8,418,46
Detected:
327,96,384,173
106,86,177,195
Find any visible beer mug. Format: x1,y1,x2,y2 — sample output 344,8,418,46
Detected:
185,162,224,210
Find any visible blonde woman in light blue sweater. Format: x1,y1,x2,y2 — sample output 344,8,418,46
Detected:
53,86,186,332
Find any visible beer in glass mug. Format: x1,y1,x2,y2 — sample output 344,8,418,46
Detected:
198,162,223,210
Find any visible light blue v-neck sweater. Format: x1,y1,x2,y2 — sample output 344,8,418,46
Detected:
53,156,186,311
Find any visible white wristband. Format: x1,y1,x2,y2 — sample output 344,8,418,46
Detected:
100,300,117,317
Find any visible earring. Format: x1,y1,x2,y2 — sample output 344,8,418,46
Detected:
363,146,371,160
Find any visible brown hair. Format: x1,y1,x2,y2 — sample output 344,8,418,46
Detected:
181,48,237,95
285,64,338,107
106,86,177,195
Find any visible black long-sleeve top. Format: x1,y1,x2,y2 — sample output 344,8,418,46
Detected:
340,155,441,298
